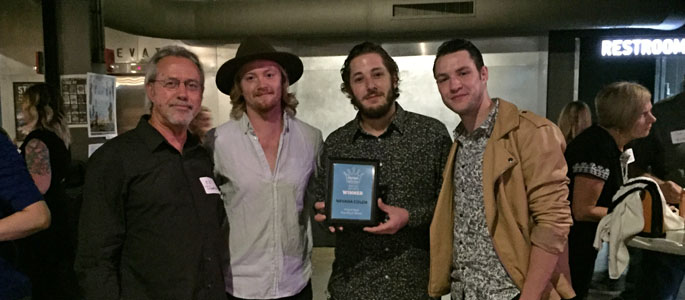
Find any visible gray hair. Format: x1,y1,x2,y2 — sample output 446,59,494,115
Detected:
145,45,204,85
144,45,204,110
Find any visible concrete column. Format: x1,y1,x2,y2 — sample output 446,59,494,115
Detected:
546,31,577,122
44,0,106,161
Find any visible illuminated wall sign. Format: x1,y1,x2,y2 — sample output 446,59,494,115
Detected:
601,38,685,57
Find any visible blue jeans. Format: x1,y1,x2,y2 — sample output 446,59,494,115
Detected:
636,250,685,300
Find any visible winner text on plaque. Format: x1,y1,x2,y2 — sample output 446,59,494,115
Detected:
326,158,379,225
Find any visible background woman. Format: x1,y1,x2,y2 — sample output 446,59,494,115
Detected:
557,101,592,144
564,82,656,299
18,83,77,299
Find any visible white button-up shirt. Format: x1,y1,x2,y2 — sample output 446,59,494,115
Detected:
211,112,322,299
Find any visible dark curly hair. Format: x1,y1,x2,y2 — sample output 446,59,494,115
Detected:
340,42,400,101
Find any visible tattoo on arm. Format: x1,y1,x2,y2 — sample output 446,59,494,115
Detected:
25,139,51,177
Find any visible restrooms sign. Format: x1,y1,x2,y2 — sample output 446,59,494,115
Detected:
601,38,685,57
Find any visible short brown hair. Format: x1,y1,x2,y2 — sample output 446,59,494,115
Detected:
229,64,298,120
595,82,651,132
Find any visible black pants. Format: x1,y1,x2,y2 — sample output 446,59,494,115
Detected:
227,281,312,300
568,222,600,300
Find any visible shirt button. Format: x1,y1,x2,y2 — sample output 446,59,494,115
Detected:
379,162,383,167
384,275,390,279
508,158,514,163
384,247,390,252
206,283,213,289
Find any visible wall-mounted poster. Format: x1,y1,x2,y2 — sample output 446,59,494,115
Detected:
86,73,117,138
61,75,88,126
13,82,41,142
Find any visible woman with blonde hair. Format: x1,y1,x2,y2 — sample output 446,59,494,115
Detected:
557,101,592,144
18,83,77,299
564,82,656,299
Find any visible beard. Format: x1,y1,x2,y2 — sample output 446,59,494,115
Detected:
351,89,397,119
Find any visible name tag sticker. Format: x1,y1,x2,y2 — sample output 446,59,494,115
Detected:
671,129,685,145
199,177,220,195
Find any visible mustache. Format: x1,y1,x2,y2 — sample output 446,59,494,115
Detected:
363,91,385,100
169,102,193,109
254,87,274,97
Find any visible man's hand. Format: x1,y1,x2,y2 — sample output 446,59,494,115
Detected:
363,198,409,235
658,180,683,204
313,201,342,232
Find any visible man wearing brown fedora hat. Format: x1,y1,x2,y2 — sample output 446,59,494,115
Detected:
208,37,322,300
311,42,452,299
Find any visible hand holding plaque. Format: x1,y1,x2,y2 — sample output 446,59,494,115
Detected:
326,158,379,225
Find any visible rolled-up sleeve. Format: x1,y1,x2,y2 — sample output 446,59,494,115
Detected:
519,122,572,255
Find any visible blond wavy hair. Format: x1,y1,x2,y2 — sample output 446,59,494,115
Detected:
557,101,591,143
229,65,298,120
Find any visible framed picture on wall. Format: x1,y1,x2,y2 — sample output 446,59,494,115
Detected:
13,82,41,142
61,74,88,126
86,72,117,138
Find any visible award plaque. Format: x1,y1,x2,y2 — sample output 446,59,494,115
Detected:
326,158,379,225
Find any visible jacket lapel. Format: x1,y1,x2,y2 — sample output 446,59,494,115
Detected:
482,99,520,235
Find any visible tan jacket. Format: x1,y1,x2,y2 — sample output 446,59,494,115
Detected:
428,99,575,299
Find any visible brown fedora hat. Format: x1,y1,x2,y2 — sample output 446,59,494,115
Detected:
216,36,303,95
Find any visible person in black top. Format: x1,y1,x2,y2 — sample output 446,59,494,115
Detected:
17,83,76,299
565,82,656,299
74,46,229,300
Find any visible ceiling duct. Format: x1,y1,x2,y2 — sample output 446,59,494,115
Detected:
392,1,475,18
102,0,685,42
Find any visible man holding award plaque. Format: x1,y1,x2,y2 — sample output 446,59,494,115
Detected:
211,37,322,300
313,42,452,299
428,38,574,300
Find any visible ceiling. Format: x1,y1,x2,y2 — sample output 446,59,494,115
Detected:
102,0,685,43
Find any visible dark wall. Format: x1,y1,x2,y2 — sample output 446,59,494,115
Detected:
548,27,685,123
578,34,656,120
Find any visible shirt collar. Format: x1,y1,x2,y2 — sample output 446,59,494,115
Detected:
137,115,201,153
238,110,291,136
454,98,499,143
351,102,406,140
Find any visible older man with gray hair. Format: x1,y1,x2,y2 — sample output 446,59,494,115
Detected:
75,45,229,300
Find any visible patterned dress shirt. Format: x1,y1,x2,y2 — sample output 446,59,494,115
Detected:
451,99,520,300
312,103,452,300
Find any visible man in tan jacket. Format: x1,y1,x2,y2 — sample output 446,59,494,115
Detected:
428,38,575,300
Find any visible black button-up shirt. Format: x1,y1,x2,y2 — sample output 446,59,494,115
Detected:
75,116,228,300
312,104,452,300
